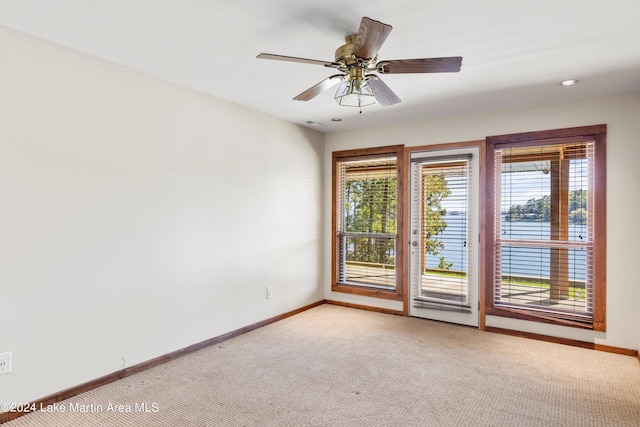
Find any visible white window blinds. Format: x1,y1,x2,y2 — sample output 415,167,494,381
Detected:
411,155,473,312
493,140,594,322
336,156,398,290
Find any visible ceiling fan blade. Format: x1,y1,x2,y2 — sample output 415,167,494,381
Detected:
353,17,393,60
377,57,463,74
293,75,344,101
366,75,401,106
257,53,339,68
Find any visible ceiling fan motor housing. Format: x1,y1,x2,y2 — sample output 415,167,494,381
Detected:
335,35,359,67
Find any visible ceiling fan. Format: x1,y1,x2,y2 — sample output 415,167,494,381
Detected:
257,16,462,111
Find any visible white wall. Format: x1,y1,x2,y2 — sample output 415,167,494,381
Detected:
0,27,324,404
637,91,640,356
325,91,640,351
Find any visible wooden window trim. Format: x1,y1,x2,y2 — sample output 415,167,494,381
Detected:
332,145,406,301
484,125,606,331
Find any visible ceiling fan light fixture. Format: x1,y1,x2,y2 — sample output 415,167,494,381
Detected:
334,67,375,108
334,79,376,107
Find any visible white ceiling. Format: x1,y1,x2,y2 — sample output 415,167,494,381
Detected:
2,0,640,132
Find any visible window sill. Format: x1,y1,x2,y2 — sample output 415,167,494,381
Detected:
332,283,403,301
486,306,601,330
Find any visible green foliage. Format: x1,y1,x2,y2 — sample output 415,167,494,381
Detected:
569,207,587,224
569,189,587,224
506,189,587,223
344,177,397,265
343,173,453,269
507,195,550,221
437,257,453,270
423,175,451,260
569,189,587,212
344,179,396,234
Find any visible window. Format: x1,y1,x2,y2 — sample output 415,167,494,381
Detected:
485,125,606,330
332,145,405,300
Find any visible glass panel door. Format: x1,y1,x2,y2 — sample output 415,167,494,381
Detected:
409,147,479,326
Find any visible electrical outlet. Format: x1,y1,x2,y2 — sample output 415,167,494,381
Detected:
266,286,273,300
0,352,12,375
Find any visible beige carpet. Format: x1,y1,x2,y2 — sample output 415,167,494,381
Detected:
5,304,640,426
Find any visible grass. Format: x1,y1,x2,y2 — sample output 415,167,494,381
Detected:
501,277,586,300
425,268,466,278
425,269,587,301
348,262,587,301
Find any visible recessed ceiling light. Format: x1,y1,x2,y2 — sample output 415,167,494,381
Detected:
331,118,342,122
560,79,579,86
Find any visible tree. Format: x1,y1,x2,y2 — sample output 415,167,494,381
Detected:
344,177,397,265
569,207,587,224
569,189,587,213
343,173,452,269
437,256,453,270
506,191,585,223
423,175,452,268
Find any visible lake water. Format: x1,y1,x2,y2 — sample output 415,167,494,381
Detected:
425,215,588,281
